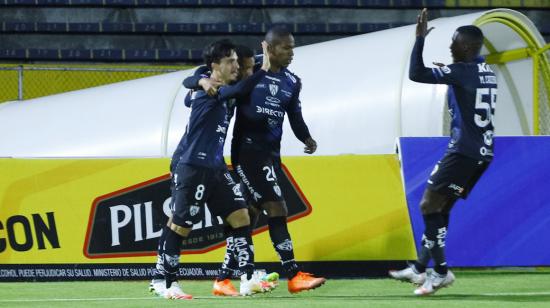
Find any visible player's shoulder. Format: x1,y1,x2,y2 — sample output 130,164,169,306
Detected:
437,62,479,78
281,67,301,85
450,57,492,74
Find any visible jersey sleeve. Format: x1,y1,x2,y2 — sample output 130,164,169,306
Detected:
409,36,465,86
184,90,192,107
217,69,266,100
182,65,210,89
286,78,311,142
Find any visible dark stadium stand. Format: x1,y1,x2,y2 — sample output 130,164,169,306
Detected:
2,0,549,8
0,48,204,61
0,0,441,8
0,0,548,62
0,22,411,34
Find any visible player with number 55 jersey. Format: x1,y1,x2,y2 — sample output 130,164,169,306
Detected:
389,9,497,296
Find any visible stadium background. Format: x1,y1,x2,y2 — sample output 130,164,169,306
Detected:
1,2,550,284
0,1,549,101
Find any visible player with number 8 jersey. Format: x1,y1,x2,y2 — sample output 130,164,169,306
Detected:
150,39,271,300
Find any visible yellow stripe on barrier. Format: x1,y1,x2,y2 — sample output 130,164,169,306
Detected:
0,156,417,264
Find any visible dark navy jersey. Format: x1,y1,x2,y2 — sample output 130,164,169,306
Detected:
409,37,497,161
233,56,311,157
171,69,266,170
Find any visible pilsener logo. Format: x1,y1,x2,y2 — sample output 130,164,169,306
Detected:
83,165,312,259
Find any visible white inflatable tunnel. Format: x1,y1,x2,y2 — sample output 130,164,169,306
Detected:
0,9,548,158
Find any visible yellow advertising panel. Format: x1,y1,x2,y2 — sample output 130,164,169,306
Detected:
0,156,416,280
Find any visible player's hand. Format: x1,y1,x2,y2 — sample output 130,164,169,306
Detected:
304,137,317,154
261,41,271,71
416,8,434,38
198,78,222,96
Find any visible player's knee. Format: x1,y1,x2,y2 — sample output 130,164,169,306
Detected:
226,208,251,228
262,201,287,217
420,197,440,215
420,189,449,215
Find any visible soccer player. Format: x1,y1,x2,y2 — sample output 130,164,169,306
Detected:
231,27,325,293
389,9,497,296
150,39,271,299
183,28,326,294
182,45,280,297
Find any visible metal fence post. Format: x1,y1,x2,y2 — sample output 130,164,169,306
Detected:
17,65,24,100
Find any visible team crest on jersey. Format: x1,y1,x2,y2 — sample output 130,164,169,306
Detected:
273,185,282,197
483,130,494,146
269,84,279,96
190,205,200,216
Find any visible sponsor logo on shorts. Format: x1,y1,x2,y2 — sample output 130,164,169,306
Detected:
273,185,282,197
189,205,200,216
448,183,464,194
232,184,243,197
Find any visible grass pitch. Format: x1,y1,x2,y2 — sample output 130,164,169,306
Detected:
1,270,550,307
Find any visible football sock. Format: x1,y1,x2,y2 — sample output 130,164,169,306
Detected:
217,226,238,281
231,226,255,280
423,213,448,275
153,226,169,279
268,216,299,279
413,234,431,273
443,213,450,228
162,227,184,287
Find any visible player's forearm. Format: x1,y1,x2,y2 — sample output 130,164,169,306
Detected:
288,111,311,143
409,37,437,83
218,69,266,100
182,66,209,89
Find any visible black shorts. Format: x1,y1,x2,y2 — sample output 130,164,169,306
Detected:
171,163,247,227
427,152,490,199
234,148,284,207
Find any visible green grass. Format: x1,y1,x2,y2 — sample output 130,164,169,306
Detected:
1,270,550,307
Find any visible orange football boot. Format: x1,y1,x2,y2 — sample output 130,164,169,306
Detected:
287,271,326,293
212,279,239,296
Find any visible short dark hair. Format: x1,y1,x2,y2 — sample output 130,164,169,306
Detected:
455,25,484,51
265,26,293,46
235,45,254,68
203,39,236,69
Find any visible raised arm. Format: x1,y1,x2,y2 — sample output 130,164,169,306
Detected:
409,8,438,83
218,41,271,100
